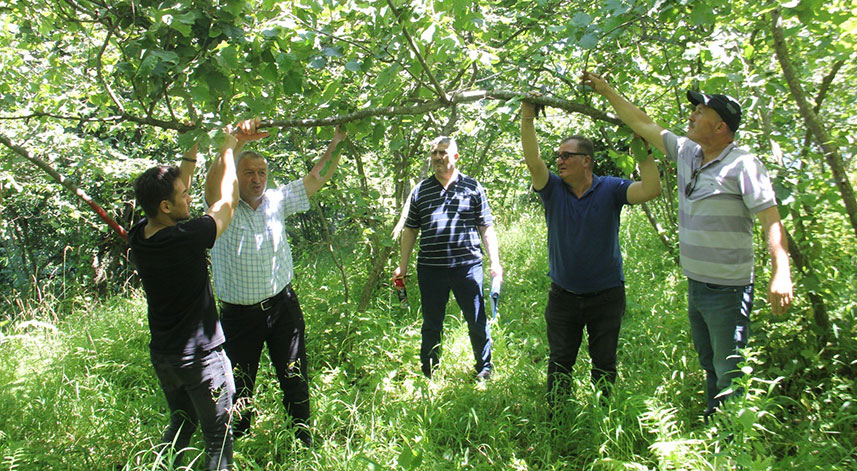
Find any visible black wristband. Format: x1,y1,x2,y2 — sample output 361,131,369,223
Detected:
182,158,197,162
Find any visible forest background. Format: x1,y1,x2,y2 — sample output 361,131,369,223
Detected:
0,0,855,469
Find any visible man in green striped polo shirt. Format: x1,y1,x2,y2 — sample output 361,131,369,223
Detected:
582,71,793,420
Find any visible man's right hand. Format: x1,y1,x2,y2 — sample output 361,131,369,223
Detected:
392,266,407,281
580,71,610,96
222,127,239,151
234,117,269,150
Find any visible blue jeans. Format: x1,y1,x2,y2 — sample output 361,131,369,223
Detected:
545,283,625,403
687,278,754,410
417,263,492,375
150,347,235,470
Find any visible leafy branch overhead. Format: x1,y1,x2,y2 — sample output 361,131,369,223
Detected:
1,0,855,246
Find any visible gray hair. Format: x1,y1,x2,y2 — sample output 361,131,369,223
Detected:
235,150,266,168
430,136,458,155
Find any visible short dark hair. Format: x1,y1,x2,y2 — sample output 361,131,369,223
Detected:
560,135,594,158
134,165,181,217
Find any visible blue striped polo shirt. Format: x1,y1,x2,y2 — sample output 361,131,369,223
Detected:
405,172,494,268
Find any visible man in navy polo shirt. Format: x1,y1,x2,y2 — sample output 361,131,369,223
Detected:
393,136,502,380
520,102,662,407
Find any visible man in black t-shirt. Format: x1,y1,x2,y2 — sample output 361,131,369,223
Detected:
128,122,259,470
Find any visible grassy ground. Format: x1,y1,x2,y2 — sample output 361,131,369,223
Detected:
1,208,855,470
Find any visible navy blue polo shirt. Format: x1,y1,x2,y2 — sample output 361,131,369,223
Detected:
405,172,494,268
537,173,632,293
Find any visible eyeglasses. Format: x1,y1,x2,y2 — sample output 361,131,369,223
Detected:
685,168,702,197
554,151,589,161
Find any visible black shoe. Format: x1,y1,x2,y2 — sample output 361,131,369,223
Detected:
421,364,433,379
703,406,717,424
295,428,313,447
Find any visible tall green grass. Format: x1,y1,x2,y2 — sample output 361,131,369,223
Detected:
1,207,854,470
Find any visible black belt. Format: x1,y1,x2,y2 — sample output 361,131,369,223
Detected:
223,284,290,312
552,282,619,298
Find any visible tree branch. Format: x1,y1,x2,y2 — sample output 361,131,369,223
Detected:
262,89,622,128
96,19,125,114
800,59,845,160
0,133,128,240
386,0,449,102
0,111,194,133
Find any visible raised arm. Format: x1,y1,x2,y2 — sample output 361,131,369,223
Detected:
304,125,347,198
178,142,199,193
757,206,793,315
521,102,549,191
205,129,240,238
625,137,663,204
205,117,268,206
581,72,668,154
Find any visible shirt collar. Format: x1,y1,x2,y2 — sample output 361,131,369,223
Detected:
696,143,736,170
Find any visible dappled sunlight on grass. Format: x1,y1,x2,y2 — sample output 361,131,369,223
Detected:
1,210,855,469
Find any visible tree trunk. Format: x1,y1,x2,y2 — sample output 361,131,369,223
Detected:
771,9,857,240
315,201,349,303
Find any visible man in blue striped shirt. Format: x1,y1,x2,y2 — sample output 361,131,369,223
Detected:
582,71,793,420
393,136,502,380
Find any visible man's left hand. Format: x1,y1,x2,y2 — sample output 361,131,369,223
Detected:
767,274,793,315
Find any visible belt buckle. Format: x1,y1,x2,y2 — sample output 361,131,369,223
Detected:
260,297,274,311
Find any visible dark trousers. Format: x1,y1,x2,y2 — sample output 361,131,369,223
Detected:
150,347,235,471
220,285,309,436
545,282,625,404
417,263,492,375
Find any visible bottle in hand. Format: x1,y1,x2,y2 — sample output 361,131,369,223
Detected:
394,277,408,307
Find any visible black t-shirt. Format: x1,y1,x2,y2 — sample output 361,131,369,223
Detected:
128,215,225,355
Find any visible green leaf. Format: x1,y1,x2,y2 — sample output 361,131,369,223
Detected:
690,3,714,26
216,46,239,70
321,80,340,102
630,138,649,163
310,56,328,69
153,50,179,65
190,79,210,102
572,12,592,27
205,69,231,98
375,64,398,88
345,59,362,72
579,33,598,50
323,46,342,58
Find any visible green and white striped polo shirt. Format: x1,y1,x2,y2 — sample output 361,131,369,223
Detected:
663,132,777,286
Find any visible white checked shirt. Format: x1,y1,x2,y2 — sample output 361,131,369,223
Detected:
211,179,310,304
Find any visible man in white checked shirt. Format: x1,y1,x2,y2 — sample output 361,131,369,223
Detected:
205,118,347,445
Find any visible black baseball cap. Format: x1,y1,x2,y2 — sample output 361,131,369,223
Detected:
687,90,742,133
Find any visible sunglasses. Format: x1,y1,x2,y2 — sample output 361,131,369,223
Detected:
685,168,702,197
554,151,589,161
